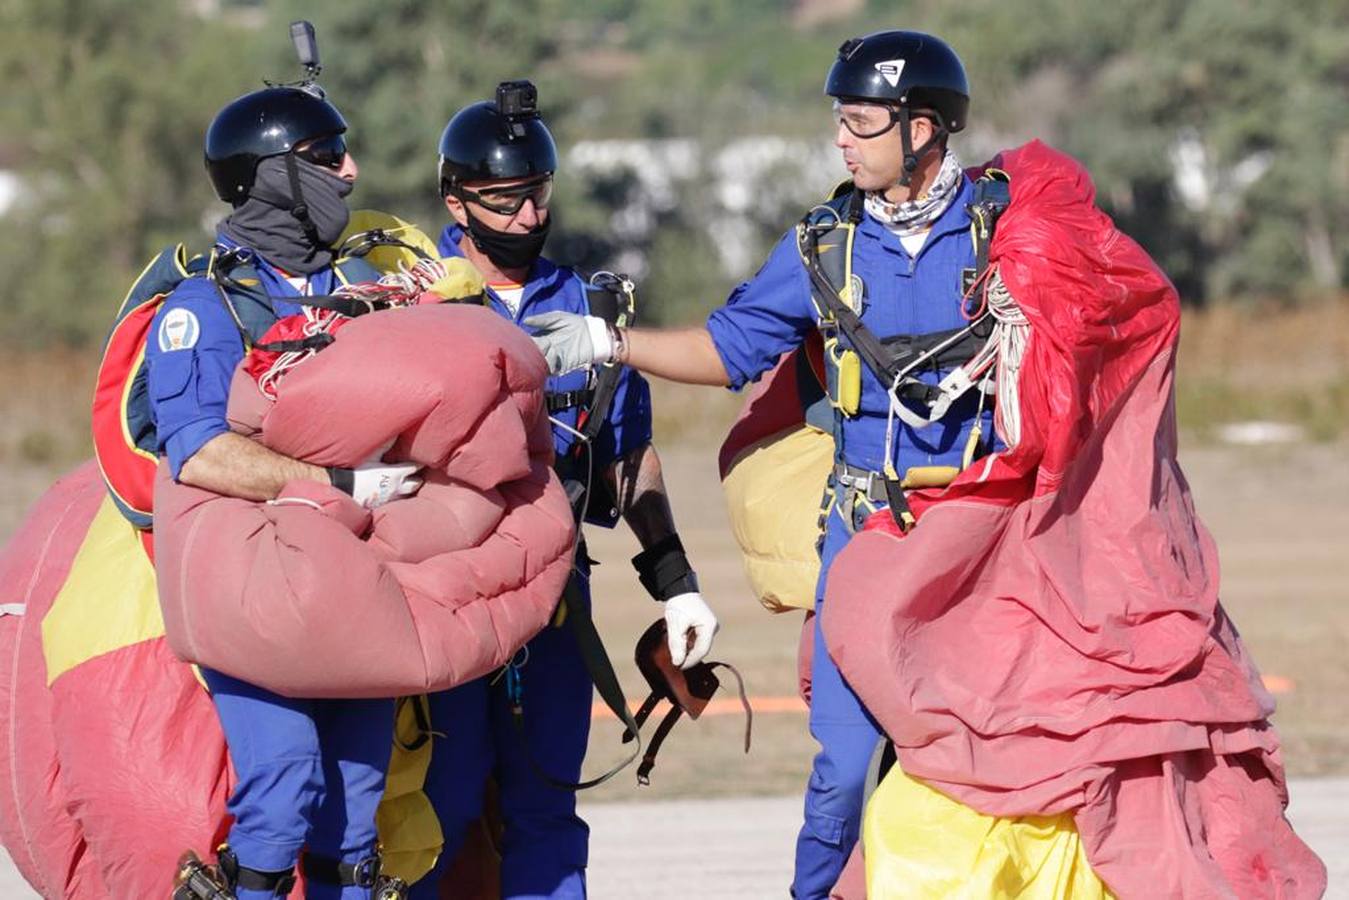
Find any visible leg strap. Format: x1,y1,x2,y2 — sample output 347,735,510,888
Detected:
219,846,296,896
302,852,381,887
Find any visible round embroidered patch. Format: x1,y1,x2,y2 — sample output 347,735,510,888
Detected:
158,307,200,352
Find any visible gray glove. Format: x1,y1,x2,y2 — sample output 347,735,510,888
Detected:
523,311,613,375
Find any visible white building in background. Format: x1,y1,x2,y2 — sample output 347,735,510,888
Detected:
567,136,843,277
0,172,18,218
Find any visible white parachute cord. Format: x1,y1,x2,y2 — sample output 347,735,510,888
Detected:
254,257,458,402
380,256,448,298
984,268,1030,448
882,368,904,481
886,311,999,430
256,307,343,399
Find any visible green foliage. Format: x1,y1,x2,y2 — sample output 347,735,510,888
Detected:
924,0,1349,302
0,0,260,345
0,0,1344,346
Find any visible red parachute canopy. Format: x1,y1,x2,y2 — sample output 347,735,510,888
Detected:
0,463,231,899
822,142,1325,898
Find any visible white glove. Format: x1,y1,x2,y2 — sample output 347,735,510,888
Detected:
523,311,613,375
329,444,423,509
349,460,422,509
664,592,720,669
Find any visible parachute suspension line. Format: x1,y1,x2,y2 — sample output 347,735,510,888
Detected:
252,258,454,399
883,368,903,484
985,267,1029,448
880,264,1029,456
256,306,343,399
380,256,451,299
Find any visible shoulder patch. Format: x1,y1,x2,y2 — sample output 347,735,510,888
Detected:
847,274,866,313
157,307,200,352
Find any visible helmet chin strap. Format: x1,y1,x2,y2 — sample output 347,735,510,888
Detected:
895,105,949,189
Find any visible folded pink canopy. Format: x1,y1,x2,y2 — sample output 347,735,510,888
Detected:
155,302,575,697
823,142,1325,898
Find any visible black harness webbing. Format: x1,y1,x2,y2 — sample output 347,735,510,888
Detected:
302,853,380,888
796,172,1011,531
507,544,644,793
571,272,635,445
546,389,587,413
206,230,433,350
799,190,924,391
798,187,999,397
513,272,646,791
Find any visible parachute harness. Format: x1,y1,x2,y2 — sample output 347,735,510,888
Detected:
252,257,452,399
800,170,1025,533
880,262,1028,468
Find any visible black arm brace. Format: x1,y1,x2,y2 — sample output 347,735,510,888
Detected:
631,534,699,602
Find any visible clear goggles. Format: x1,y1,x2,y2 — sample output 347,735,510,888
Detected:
457,175,554,215
831,99,903,139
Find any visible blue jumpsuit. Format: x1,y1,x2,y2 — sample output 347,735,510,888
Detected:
705,178,995,899
407,225,654,900
145,241,395,900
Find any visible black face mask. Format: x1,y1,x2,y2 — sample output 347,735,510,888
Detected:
463,207,551,272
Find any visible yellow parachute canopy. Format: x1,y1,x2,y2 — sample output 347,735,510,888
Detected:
863,766,1111,899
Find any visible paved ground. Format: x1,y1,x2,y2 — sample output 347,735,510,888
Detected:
3,780,1344,898
579,782,1349,899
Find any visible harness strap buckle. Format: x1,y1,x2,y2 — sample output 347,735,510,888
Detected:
302,851,381,888
833,462,889,504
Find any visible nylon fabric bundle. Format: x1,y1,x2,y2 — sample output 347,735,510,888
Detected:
862,765,1110,899
822,142,1326,898
0,463,232,899
155,302,575,698
718,333,831,612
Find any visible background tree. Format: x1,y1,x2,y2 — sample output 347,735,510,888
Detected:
0,0,1343,346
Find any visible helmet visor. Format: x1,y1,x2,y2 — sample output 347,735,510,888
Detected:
293,132,348,169
458,175,554,216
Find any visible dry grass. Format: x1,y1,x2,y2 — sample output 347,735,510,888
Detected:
1175,297,1349,440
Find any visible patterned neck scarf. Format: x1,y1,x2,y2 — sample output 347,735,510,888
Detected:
864,150,964,236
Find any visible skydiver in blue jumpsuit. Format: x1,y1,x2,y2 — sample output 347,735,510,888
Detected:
407,82,722,900
525,32,997,899
146,83,420,899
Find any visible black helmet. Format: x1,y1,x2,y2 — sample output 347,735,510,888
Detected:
438,81,558,195
205,86,348,203
825,31,969,133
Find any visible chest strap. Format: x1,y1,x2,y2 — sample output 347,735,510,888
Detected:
797,173,1010,426
546,389,588,413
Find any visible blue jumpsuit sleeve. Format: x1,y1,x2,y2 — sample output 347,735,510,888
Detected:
705,230,817,390
143,280,246,480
